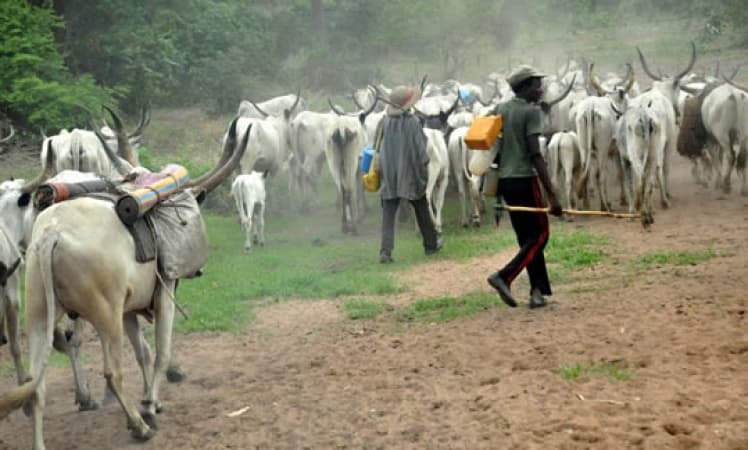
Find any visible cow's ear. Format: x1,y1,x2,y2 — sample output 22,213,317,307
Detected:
284,109,292,120
17,192,31,207
539,101,551,113
358,113,366,125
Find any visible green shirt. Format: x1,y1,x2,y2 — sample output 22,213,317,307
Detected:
493,97,542,179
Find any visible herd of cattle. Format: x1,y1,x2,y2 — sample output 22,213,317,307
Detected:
1,41,747,448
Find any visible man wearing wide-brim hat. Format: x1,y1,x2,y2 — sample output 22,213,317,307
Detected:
373,85,442,263
486,65,563,309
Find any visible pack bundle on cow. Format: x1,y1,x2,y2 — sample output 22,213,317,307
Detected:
31,109,217,282
677,84,719,159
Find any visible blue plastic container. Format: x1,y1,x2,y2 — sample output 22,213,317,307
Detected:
360,145,374,173
458,87,473,104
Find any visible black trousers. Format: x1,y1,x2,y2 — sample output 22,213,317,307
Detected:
497,177,552,295
380,195,438,256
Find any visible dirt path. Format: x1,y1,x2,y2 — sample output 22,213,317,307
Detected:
1,156,747,449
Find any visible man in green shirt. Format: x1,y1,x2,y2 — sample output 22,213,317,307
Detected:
487,65,563,309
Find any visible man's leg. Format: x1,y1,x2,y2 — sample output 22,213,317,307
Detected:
380,197,400,261
409,195,439,252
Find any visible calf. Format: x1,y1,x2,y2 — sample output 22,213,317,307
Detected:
231,172,267,252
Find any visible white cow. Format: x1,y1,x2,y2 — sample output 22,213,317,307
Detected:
616,91,677,226
447,127,482,227
231,172,267,251
40,107,150,179
326,114,368,234
0,226,23,387
288,110,336,210
701,82,748,195
547,131,582,212
0,116,250,449
574,96,624,211
422,128,450,234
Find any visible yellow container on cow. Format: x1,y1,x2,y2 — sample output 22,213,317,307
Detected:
465,115,503,150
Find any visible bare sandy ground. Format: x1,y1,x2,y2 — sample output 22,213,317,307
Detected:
1,156,747,449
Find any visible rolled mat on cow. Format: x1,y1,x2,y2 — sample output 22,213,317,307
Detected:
115,164,190,226
34,179,118,211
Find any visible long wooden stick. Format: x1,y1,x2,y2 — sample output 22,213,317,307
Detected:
495,204,640,219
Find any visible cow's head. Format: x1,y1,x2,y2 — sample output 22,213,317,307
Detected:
637,41,697,119
0,143,57,250
590,63,635,115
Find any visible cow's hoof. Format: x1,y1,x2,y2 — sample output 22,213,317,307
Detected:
741,188,748,197
141,411,158,430
77,398,100,412
661,200,671,209
0,334,7,346
166,366,186,383
22,400,32,418
129,424,155,442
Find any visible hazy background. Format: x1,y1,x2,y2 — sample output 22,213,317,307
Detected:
2,0,747,137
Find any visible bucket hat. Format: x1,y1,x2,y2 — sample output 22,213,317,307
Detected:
386,85,421,116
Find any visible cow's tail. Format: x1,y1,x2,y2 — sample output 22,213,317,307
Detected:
576,107,595,199
0,232,58,420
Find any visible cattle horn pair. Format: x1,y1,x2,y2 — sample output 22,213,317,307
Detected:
637,41,696,82
589,64,635,96
328,97,379,123
97,106,151,141
97,106,139,167
20,141,57,194
249,89,302,119
351,86,378,111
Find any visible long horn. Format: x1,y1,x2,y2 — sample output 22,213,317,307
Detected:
680,85,701,95
636,46,662,81
714,60,720,78
588,64,610,96
248,99,270,117
195,123,251,195
20,141,57,193
127,105,151,139
0,124,14,143
558,58,570,79
288,89,301,114
359,96,378,117
101,106,138,166
185,118,240,189
39,127,48,140
444,94,460,116
673,41,697,82
547,74,577,107
375,95,405,113
420,75,428,92
623,63,635,93
91,118,134,176
328,98,346,116
724,77,748,93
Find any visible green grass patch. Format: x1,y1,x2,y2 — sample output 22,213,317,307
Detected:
560,361,632,381
638,248,718,268
342,299,389,320
396,292,504,323
546,227,608,270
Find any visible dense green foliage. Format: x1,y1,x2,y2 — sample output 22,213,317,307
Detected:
2,0,746,131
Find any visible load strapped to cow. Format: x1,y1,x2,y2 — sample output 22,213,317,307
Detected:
33,163,208,282
677,83,719,159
